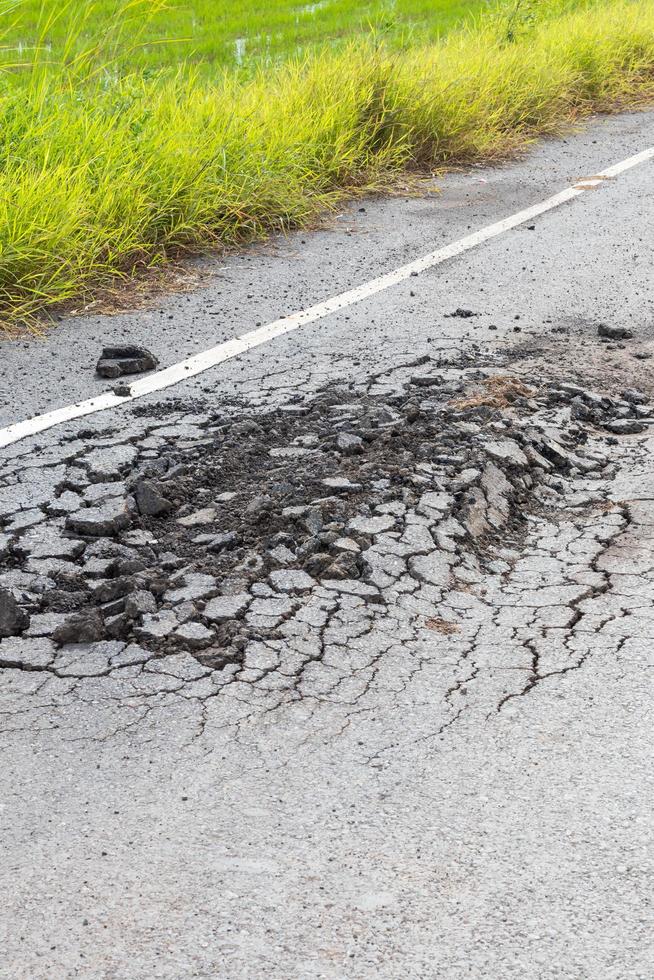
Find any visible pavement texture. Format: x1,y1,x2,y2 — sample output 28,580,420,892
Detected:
1,109,653,979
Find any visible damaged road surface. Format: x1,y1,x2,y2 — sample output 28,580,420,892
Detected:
2,112,654,980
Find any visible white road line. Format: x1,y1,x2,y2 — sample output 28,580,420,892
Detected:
2,144,654,451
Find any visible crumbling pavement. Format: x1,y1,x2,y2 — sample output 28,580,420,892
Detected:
1,358,652,752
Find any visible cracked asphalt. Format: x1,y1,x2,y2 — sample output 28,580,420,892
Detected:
1,110,654,979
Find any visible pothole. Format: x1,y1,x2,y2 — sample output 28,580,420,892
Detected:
0,356,650,687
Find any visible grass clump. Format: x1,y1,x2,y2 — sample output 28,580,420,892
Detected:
0,0,653,329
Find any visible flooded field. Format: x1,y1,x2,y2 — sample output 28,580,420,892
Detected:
4,0,485,73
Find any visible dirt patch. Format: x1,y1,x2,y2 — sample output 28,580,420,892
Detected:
450,375,535,410
503,325,654,401
424,617,461,635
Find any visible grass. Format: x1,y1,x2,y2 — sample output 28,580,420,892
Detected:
0,0,653,331
2,0,490,73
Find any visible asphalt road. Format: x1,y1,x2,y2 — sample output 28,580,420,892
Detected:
1,110,653,980
2,109,654,432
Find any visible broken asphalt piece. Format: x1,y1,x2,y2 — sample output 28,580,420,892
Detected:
597,324,633,340
51,609,104,645
96,345,159,379
445,308,479,319
134,480,175,517
621,388,648,405
66,497,135,537
336,432,364,455
0,588,30,638
604,419,646,435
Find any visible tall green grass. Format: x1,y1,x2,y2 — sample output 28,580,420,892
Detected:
1,0,653,329
1,0,490,74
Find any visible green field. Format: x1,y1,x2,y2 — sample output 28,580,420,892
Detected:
1,0,654,331
4,0,488,73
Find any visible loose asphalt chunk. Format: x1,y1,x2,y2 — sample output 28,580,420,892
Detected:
96,345,159,378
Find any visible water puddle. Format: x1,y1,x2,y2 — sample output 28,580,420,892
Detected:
295,1,330,22
233,36,247,65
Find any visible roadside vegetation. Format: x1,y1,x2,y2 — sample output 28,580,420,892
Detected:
1,0,653,330
1,0,490,71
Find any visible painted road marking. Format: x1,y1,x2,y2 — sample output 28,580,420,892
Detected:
2,145,654,451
